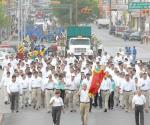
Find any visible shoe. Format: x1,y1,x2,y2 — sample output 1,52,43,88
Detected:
48,111,51,113
4,101,8,105
104,109,107,112
33,105,36,109
73,110,76,112
16,110,19,113
70,110,73,112
25,104,28,107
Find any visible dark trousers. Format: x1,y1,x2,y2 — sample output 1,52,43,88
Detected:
52,106,62,125
9,92,19,111
98,49,102,56
89,98,93,112
99,90,103,108
93,93,98,107
60,89,65,102
135,105,144,125
109,91,114,109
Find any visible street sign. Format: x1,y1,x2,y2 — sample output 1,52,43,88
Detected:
128,2,150,10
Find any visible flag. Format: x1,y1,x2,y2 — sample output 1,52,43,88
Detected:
89,68,106,96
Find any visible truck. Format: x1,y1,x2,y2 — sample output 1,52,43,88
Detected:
66,26,93,56
96,18,110,29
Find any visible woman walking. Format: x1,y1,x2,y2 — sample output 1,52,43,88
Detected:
50,90,64,125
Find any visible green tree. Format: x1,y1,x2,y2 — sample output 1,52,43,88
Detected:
0,3,10,28
52,0,98,25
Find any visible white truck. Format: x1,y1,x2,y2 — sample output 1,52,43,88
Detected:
66,26,93,56
96,18,110,29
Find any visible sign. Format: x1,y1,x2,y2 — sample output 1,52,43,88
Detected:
128,2,150,11
111,4,128,11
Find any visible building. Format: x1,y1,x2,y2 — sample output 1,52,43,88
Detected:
98,0,150,32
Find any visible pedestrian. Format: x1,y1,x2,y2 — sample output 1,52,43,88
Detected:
97,42,103,57
132,89,146,125
108,75,115,110
100,75,111,112
139,73,150,113
131,46,137,64
0,71,11,104
121,74,136,112
7,75,22,113
29,71,42,110
50,90,64,125
44,74,55,113
76,83,90,125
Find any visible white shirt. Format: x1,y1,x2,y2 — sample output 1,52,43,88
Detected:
121,80,136,93
7,81,22,94
139,78,150,91
132,94,146,106
74,73,81,88
20,78,28,90
65,78,76,90
100,78,111,91
80,89,90,103
50,96,64,107
27,77,33,91
0,76,11,87
30,77,42,89
44,78,55,90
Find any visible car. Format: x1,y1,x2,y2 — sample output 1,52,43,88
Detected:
129,31,141,41
0,43,16,55
109,26,116,35
122,30,133,40
0,51,10,69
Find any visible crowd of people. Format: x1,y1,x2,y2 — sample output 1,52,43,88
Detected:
0,46,150,125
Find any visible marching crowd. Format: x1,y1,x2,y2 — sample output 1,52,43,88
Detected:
0,47,150,125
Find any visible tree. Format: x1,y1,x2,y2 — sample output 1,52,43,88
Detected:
0,3,11,41
0,3,10,28
52,0,98,25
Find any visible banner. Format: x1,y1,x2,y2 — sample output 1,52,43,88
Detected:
89,68,106,96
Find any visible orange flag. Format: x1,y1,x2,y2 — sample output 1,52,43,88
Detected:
89,68,106,96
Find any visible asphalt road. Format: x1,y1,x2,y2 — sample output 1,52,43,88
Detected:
3,107,150,125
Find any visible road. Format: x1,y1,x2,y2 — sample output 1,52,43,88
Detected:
92,24,150,61
1,24,150,125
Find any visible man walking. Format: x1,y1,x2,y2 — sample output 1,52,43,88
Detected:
77,83,90,125
132,89,146,125
7,75,22,112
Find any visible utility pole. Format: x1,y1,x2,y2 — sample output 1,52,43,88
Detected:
69,4,72,25
75,0,78,25
18,0,22,43
109,0,112,29
139,0,142,31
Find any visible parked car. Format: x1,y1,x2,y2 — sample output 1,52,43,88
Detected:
109,26,116,35
122,30,133,40
0,51,10,68
0,43,16,55
129,31,141,41
115,26,127,37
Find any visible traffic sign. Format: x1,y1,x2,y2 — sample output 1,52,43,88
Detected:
128,2,150,11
